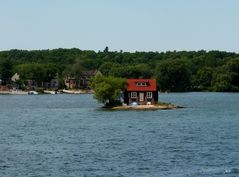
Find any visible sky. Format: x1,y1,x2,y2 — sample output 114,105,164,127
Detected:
0,0,239,52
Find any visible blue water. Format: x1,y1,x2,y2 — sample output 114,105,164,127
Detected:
0,93,239,177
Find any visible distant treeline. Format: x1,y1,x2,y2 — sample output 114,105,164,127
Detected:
0,48,239,91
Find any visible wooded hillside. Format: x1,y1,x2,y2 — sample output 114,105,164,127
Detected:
0,48,238,91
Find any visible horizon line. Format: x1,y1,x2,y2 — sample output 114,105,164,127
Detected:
0,47,238,54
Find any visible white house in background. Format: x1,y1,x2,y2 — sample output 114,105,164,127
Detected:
11,73,20,82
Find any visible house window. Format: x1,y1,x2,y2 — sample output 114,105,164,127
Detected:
136,82,147,86
131,92,137,98
146,92,152,98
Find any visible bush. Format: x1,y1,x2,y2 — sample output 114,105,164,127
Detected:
90,75,126,106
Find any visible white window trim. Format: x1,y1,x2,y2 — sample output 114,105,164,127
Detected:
131,92,137,98
136,82,147,86
146,92,152,98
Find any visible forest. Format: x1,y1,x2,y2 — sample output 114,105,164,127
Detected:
0,48,239,92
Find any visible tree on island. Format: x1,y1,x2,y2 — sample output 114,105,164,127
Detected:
90,75,127,107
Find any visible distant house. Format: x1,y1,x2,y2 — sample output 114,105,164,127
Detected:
64,75,77,89
11,73,59,89
11,73,37,88
11,73,20,82
10,73,21,88
64,70,102,89
124,79,158,105
44,74,59,89
79,70,102,89
25,80,37,88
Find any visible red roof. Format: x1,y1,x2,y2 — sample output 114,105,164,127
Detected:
126,79,157,91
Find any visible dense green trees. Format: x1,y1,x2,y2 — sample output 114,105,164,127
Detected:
108,64,152,78
0,60,13,85
99,62,120,76
155,59,191,92
0,48,239,92
226,58,239,88
15,63,58,86
90,75,127,106
194,67,214,90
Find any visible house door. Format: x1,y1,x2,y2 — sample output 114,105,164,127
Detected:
139,92,144,102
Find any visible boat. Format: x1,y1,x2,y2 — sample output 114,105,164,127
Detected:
43,90,57,94
62,89,83,94
28,91,39,95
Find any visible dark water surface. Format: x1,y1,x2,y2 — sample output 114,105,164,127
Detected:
0,93,239,177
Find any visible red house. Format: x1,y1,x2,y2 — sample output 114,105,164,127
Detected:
124,79,158,105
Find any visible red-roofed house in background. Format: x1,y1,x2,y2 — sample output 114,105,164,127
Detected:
124,79,158,105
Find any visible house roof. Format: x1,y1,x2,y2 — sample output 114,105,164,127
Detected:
81,70,101,77
126,79,157,91
11,73,20,82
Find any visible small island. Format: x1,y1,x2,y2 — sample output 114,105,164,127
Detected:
91,76,183,110
110,102,183,111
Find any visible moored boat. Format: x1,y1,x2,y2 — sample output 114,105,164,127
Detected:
62,89,83,94
28,91,39,95
44,90,57,94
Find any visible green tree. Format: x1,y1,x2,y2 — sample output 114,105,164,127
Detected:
15,63,57,87
103,46,109,53
194,67,214,90
155,59,191,92
16,64,44,86
109,64,152,78
90,75,127,106
63,60,83,87
212,73,232,92
0,60,13,85
99,62,120,76
225,58,239,87
39,63,58,84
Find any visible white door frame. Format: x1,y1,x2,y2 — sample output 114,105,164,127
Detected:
139,92,144,102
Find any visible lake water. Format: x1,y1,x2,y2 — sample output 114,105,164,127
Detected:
0,93,239,177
